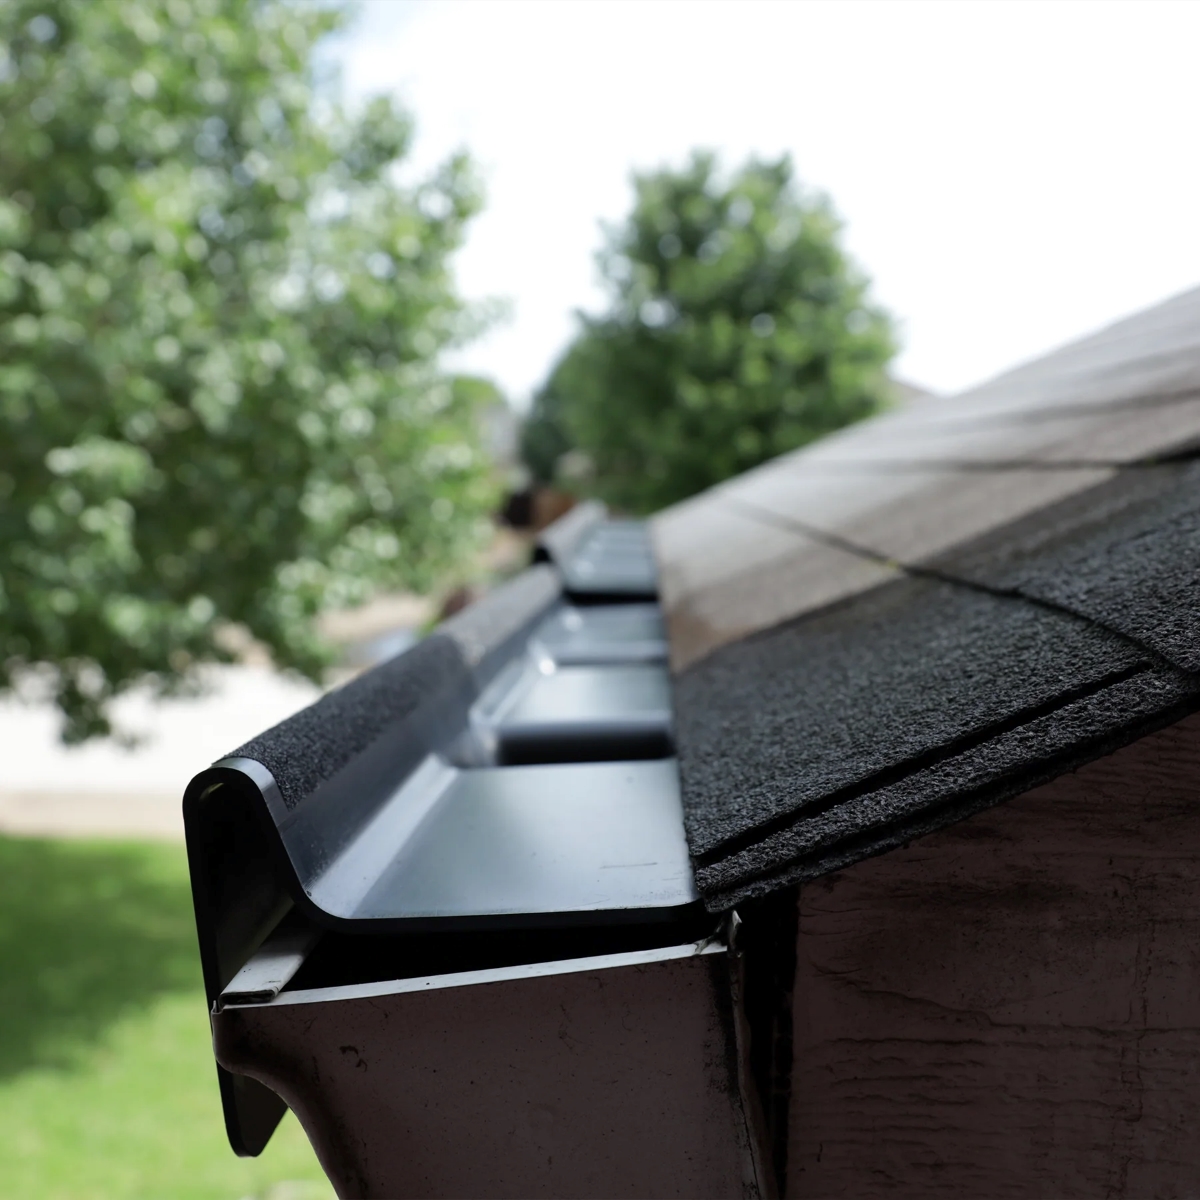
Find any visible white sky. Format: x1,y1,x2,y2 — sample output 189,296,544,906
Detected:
329,0,1200,406
15,0,1200,796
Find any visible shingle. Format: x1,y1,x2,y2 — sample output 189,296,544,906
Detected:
930,461,1200,672
695,669,1198,908
652,286,1200,668
652,499,899,670
716,461,1113,568
787,390,1200,467
674,576,1200,907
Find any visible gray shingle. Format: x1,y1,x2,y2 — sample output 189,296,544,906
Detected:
664,288,1200,907
654,285,1200,668
929,461,1200,672
675,575,1200,908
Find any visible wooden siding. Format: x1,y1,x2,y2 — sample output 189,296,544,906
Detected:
789,710,1200,1198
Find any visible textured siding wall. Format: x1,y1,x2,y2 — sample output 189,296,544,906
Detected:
789,711,1200,1199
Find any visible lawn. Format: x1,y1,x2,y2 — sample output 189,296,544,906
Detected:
0,834,334,1200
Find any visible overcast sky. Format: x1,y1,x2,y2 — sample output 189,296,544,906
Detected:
328,0,1200,407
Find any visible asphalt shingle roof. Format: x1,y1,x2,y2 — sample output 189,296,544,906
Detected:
660,287,1200,908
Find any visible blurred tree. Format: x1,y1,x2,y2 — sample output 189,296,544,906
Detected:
520,380,572,488
524,152,896,512
0,0,498,741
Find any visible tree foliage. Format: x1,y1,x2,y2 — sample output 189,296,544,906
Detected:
0,0,500,741
523,152,896,512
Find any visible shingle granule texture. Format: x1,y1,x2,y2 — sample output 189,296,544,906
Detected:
225,566,565,815
440,564,560,684
930,460,1200,672
229,634,472,812
675,571,1200,909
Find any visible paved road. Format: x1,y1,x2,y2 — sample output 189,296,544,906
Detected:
0,664,322,840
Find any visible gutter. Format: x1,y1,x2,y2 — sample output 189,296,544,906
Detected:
184,505,770,1197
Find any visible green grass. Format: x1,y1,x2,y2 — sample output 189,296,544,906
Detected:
0,835,334,1200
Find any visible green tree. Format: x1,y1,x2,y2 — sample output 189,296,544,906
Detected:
524,152,896,512
0,0,498,741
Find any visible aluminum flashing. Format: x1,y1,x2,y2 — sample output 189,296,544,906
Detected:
182,507,707,1162
533,497,605,566
478,660,673,765
492,662,670,732
223,936,724,1010
530,601,667,665
190,658,686,935
221,917,321,1005
308,758,695,923
543,514,659,600
439,562,562,687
